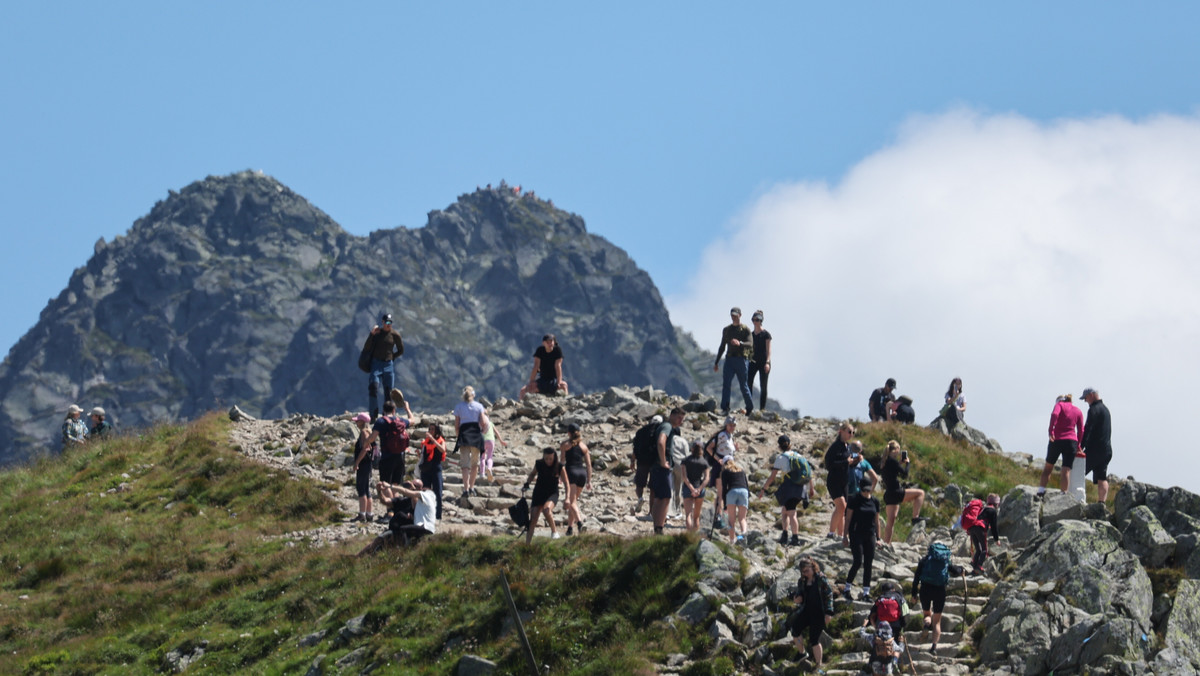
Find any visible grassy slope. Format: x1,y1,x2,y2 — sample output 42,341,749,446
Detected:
0,416,711,675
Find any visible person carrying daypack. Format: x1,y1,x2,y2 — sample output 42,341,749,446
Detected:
362,400,411,522
864,579,908,643
859,620,899,676
912,541,963,655
630,415,663,515
758,435,815,546
960,494,1000,574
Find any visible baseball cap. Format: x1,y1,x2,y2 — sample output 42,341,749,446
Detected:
90,407,106,417
650,415,663,424
777,434,790,448
730,307,741,316
724,416,737,426
353,412,371,424
1081,387,1097,398
381,313,393,324
67,404,83,415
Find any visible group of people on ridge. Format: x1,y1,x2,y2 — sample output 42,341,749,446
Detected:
61,404,113,448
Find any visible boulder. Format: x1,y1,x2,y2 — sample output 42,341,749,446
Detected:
1164,511,1200,539
1147,487,1200,526
1122,506,1176,569
978,588,1051,671
942,483,966,510
1165,580,1200,671
456,655,497,676
767,567,802,609
676,592,712,625
1045,616,1146,673
741,610,773,647
999,486,1042,547
1114,480,1151,523
1184,548,1200,580
1041,490,1084,526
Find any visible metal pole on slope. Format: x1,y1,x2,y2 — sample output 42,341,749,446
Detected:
499,569,540,676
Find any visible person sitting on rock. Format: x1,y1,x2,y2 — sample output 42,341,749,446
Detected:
62,404,88,450
356,480,437,556
790,557,835,672
893,395,916,424
88,407,113,439
869,378,897,422
519,334,568,398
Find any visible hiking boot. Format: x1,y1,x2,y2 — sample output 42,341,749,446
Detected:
859,590,872,602
789,534,802,546
842,583,853,598
566,525,574,536
778,530,789,545
577,524,586,534
910,516,928,525
633,497,645,515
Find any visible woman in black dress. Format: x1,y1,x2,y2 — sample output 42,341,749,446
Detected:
523,447,568,544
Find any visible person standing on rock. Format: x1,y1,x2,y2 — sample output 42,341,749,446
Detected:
869,378,897,422
758,435,814,547
419,422,447,520
669,423,690,520
824,422,854,539
362,399,411,522
842,478,883,601
707,415,739,464
942,378,965,426
351,412,378,523
88,407,113,439
519,334,568,398
880,440,927,544
454,386,490,501
650,408,684,535
746,310,772,412
1080,387,1113,502
479,415,507,484
364,313,404,421
912,541,963,656
523,447,568,544
717,457,751,545
713,307,754,415
560,423,592,536
845,441,879,498
1040,394,1083,497
790,557,835,671
630,415,663,516
62,404,87,449
681,440,711,533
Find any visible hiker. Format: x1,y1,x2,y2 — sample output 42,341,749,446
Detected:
523,447,568,543
629,415,663,516
960,494,1000,574
860,621,901,676
519,334,568,398
650,408,685,534
864,579,908,647
453,386,490,501
707,415,738,464
880,440,927,544
88,407,113,439
419,422,447,520
717,457,750,545
351,412,378,523
668,423,690,520
912,541,964,655
842,478,883,601
941,378,965,425
479,415,507,484
62,404,87,449
758,434,815,546
790,557,835,671
362,400,411,522
713,307,754,414
824,422,854,539
846,441,879,497
869,378,897,422
363,313,404,420
746,310,772,412
680,440,711,533
357,480,437,556
1080,387,1113,502
893,395,915,424
1040,394,1083,497
560,423,592,536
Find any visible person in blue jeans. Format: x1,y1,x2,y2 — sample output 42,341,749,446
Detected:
713,307,754,414
363,313,404,420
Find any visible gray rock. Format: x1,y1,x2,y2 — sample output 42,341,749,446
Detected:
298,629,328,647
1153,593,1173,630
1165,579,1200,670
1179,534,1200,566
978,588,1051,670
1122,506,1176,568
767,567,802,609
741,610,773,647
334,647,367,669
943,484,966,510
999,486,1042,547
1046,616,1145,673
337,614,368,644
162,640,208,673
1115,480,1151,523
304,654,326,676
1041,490,1084,526
229,405,255,422
676,592,712,625
1163,511,1200,539
1147,487,1200,526
456,654,497,676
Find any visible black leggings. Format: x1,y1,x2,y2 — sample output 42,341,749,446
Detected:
969,526,989,569
846,530,876,587
747,361,769,411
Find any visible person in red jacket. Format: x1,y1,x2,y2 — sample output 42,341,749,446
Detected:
1038,394,1083,497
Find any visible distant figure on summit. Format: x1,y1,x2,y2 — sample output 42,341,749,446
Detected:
363,313,404,420
519,334,567,398
747,310,772,412
714,307,754,415
1080,387,1113,502
869,378,897,422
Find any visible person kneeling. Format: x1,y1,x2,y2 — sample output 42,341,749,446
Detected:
358,480,438,556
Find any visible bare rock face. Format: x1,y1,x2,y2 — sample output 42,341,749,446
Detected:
0,172,726,464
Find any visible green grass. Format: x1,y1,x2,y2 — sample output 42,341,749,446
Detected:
0,415,713,675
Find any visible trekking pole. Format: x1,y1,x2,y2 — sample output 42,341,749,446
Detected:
499,569,541,676
903,638,917,673
961,571,968,633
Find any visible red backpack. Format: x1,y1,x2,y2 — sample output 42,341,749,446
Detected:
873,594,901,623
961,499,984,531
380,416,410,456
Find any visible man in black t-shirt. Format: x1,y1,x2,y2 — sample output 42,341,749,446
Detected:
520,334,568,398
868,378,897,422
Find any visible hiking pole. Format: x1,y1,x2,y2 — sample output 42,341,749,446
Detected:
903,637,917,674
499,569,540,676
961,571,968,633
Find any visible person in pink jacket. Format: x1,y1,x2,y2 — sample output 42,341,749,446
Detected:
1038,394,1084,497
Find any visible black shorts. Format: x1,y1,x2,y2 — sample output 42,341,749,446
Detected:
884,488,906,506
379,454,405,485
649,466,673,500
566,466,587,488
776,483,808,510
1090,457,1110,482
790,610,825,646
532,486,559,508
827,476,847,500
536,376,559,395
634,463,651,490
1046,439,1076,466
356,462,372,498
919,584,947,614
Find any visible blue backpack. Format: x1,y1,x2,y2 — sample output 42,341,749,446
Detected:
919,542,952,586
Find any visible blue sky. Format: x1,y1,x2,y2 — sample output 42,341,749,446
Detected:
3,4,1199,490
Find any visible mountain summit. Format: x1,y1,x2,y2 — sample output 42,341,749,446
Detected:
0,172,717,463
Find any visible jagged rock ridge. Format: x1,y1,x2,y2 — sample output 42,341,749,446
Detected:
0,172,727,463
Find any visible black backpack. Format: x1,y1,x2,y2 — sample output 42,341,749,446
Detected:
632,422,661,466
358,333,377,373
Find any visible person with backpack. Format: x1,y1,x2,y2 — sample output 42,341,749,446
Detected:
1040,394,1083,497
680,440,711,533
650,408,685,534
746,310,772,412
713,307,754,415
351,412,378,523
824,422,854,539
790,557,835,672
630,414,663,516
880,440,927,544
860,621,900,676
560,423,593,536
362,399,411,522
758,435,814,546
960,494,1000,574
842,478,883,601
912,541,964,655
523,447,569,544
419,422,447,520
454,386,490,501
864,579,908,647
362,313,404,421
845,441,879,498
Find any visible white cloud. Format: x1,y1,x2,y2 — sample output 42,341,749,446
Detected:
669,109,1200,494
